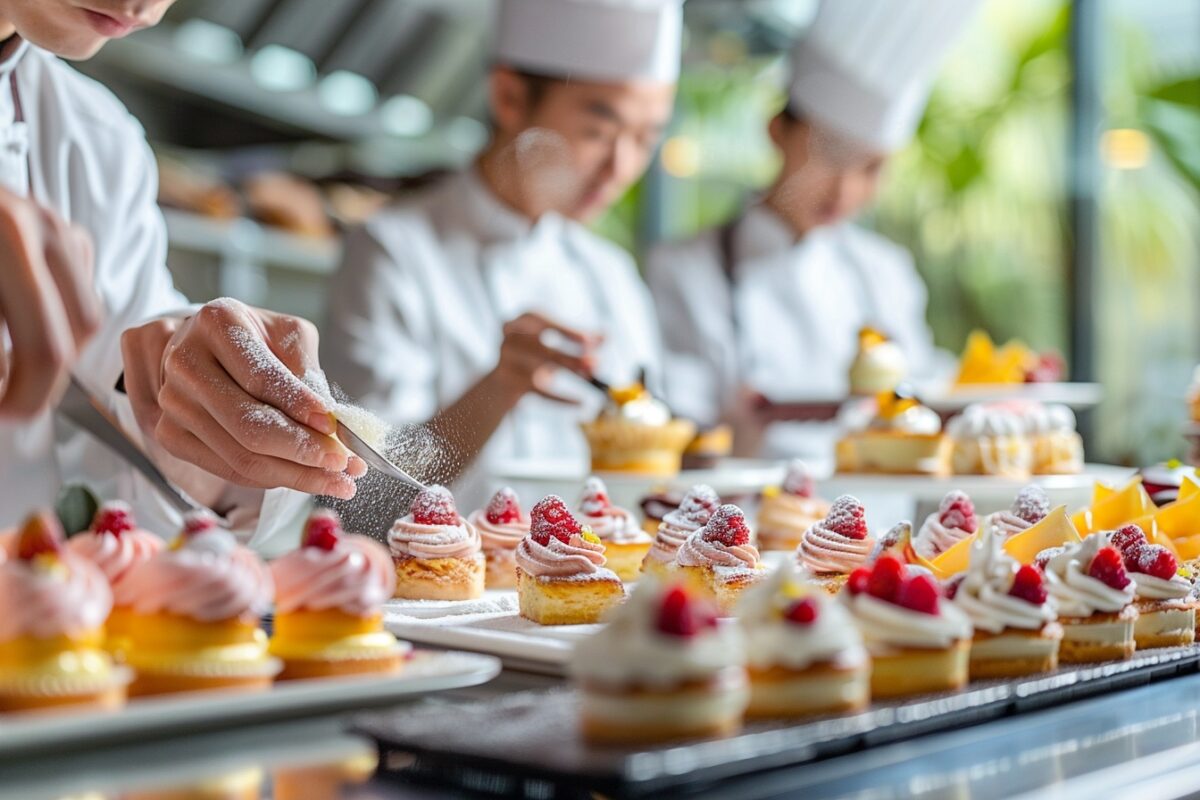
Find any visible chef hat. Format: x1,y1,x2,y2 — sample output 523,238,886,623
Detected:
493,0,683,84
788,0,982,151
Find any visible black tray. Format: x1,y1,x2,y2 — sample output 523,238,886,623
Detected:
353,646,1200,799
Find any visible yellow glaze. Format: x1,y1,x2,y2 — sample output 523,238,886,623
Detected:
1004,506,1081,564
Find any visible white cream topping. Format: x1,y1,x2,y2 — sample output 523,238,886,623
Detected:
845,593,971,650
954,527,1055,633
871,403,942,435
1045,536,1136,616
1131,572,1192,601
947,405,1025,438
914,514,973,561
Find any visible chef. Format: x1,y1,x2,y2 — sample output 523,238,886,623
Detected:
646,0,979,459
325,0,680,507
0,0,361,553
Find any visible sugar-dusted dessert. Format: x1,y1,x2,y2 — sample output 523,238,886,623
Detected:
914,491,979,561
795,495,875,594
836,389,950,476
468,487,530,590
581,382,696,477
641,484,720,580
674,504,765,614
388,485,485,601
988,485,1051,539
1043,535,1138,663
848,326,907,396
946,404,1032,479
1108,525,1195,649
577,477,651,582
756,460,832,552
639,490,683,536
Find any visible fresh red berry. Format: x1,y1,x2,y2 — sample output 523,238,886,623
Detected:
1012,486,1050,525
825,495,868,540
867,555,906,602
938,491,978,533
676,484,720,526
183,511,219,537
1110,525,1148,557
784,597,820,625
782,460,815,498
411,485,459,526
896,574,941,615
847,567,872,595
90,502,135,537
1088,546,1131,590
530,495,582,546
303,510,341,551
656,585,718,637
1008,564,1048,605
1129,544,1178,580
578,477,612,517
16,511,64,561
1033,546,1064,571
700,504,751,547
942,574,966,600
485,487,523,525
1025,352,1065,383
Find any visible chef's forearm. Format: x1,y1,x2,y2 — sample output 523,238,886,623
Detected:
427,368,526,481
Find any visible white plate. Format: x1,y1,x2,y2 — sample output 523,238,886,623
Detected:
919,382,1103,412
0,649,500,760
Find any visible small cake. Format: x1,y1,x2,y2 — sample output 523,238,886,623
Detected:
641,484,720,580
577,477,652,582
843,555,972,697
682,424,733,470
951,526,1061,678
836,389,951,476
571,579,748,743
1043,536,1138,663
988,485,1051,539
1108,525,1195,649
1018,403,1085,475
269,510,409,680
640,490,684,535
674,504,765,614
756,460,832,552
946,404,1032,479
581,382,696,476
914,491,979,561
739,563,869,718
515,496,625,625
468,487,530,590
848,326,907,396
114,513,278,696
795,495,875,594
0,512,129,713
388,485,485,601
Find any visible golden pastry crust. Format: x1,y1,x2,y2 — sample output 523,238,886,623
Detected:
516,568,625,625
0,683,125,714
581,418,696,477
674,563,766,614
484,548,518,590
745,660,870,718
1056,607,1138,663
968,626,1062,679
869,640,969,697
600,539,653,582
836,432,952,476
579,673,745,744
129,671,274,698
275,653,404,681
392,552,485,601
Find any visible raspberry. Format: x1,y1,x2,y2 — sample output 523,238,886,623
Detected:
303,510,341,551
896,574,941,615
530,495,581,546
784,596,820,625
1008,564,1048,605
17,511,64,561
782,460,815,498
90,502,135,537
411,485,459,526
675,484,720,526
183,511,219,537
1109,525,1148,557
1129,543,1177,580
656,585,719,638
825,495,868,540
1012,486,1050,525
938,491,978,533
943,574,966,600
700,504,751,547
867,555,906,602
846,567,872,595
485,487,523,525
578,477,612,517
1088,546,1131,590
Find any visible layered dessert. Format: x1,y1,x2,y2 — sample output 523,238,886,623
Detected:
388,486,485,601
581,382,696,477
1108,524,1195,649
756,460,832,552
674,504,764,613
641,484,720,580
468,487,530,589
836,389,951,476
795,495,875,593
914,491,979,561
639,490,683,536
946,404,1032,479
848,326,907,396
577,477,651,581
1043,536,1138,663
1017,403,1084,474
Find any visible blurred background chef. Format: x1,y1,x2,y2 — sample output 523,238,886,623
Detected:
647,0,980,461
325,0,681,511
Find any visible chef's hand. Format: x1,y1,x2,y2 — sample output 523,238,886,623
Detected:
491,312,601,404
0,186,99,418
122,298,367,499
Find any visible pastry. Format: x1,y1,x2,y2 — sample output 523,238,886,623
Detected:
641,484,720,580
577,476,652,581
739,563,869,718
843,554,971,697
468,487,530,590
756,460,832,552
987,485,1051,539
848,326,907,396
836,389,951,476
946,404,1032,478
515,496,624,625
580,382,696,476
112,512,278,697
795,495,875,593
1017,403,1084,475
1043,536,1138,663
571,579,747,743
388,485,485,601
914,491,979,561
952,526,1061,678
0,511,129,713
682,424,733,470
269,510,409,680
639,490,683,536
674,504,765,614
1107,525,1195,649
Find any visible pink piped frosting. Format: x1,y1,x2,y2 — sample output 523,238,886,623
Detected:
467,510,529,553
114,529,274,624
388,515,482,560
67,527,164,592
645,485,720,566
514,533,609,579
796,521,874,575
271,534,394,617
577,477,648,544
674,531,760,570
0,553,112,642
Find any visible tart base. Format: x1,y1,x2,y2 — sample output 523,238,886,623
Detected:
579,670,747,744
674,563,765,615
516,569,625,625
745,661,869,718
600,539,653,582
393,553,485,601
1057,608,1137,663
869,640,969,698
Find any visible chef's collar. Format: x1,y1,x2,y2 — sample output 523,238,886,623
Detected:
0,36,29,80
736,202,809,262
461,165,565,247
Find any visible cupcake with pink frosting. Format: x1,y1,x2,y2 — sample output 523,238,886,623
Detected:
757,460,832,551
675,504,765,614
388,485,485,601
795,495,876,594
67,502,164,596
114,512,278,697
914,491,980,561
577,477,652,582
641,484,720,579
468,487,530,590
0,511,130,713
269,510,409,680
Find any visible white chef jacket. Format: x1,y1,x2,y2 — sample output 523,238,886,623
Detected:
0,41,306,554
324,168,663,508
646,203,944,459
